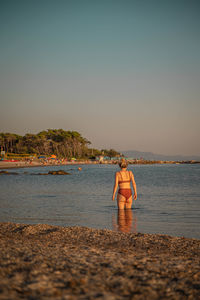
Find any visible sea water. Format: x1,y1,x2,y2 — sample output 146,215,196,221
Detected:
0,164,200,239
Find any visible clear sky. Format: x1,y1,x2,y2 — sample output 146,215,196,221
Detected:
0,0,200,155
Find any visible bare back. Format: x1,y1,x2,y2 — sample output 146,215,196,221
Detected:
117,170,132,189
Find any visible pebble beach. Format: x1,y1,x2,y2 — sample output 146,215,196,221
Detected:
0,222,200,299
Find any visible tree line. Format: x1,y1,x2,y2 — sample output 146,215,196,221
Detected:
0,129,120,159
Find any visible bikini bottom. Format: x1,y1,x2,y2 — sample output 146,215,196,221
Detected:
118,189,132,201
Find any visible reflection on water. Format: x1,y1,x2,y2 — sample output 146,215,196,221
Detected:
0,164,200,238
112,209,138,233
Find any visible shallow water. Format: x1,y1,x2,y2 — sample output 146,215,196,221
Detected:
0,164,200,239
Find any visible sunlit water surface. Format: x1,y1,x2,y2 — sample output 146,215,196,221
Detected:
0,164,200,239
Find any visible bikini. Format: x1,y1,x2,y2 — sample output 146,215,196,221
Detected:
118,171,132,201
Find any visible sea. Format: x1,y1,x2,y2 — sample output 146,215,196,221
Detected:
0,164,200,239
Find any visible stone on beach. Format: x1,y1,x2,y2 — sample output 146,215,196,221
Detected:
0,222,200,299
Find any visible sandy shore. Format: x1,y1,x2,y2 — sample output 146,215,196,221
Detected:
0,223,200,299
0,161,44,169
0,161,92,170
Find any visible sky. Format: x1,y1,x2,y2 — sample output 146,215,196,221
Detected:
0,0,200,156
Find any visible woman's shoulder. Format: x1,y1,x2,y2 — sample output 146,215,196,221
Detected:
115,171,122,177
128,170,134,176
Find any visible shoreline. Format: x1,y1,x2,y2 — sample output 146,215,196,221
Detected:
0,160,96,170
0,160,200,170
1,222,200,299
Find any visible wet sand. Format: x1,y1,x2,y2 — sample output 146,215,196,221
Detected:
0,222,200,299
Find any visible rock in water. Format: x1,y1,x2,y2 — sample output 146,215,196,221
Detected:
0,170,18,175
48,170,71,175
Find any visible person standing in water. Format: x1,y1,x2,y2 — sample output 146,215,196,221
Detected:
112,159,137,209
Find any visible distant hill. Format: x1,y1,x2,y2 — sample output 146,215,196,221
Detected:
122,150,200,161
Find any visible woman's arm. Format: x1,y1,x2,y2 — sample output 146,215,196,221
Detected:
112,173,119,201
130,171,137,200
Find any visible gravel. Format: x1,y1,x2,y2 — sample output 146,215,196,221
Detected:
0,222,200,299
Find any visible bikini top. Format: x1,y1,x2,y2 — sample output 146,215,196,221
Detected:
118,171,131,184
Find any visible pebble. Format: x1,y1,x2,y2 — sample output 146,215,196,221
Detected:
0,222,200,299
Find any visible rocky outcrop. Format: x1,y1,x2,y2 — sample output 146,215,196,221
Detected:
48,170,71,175
0,170,18,175
35,170,71,175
